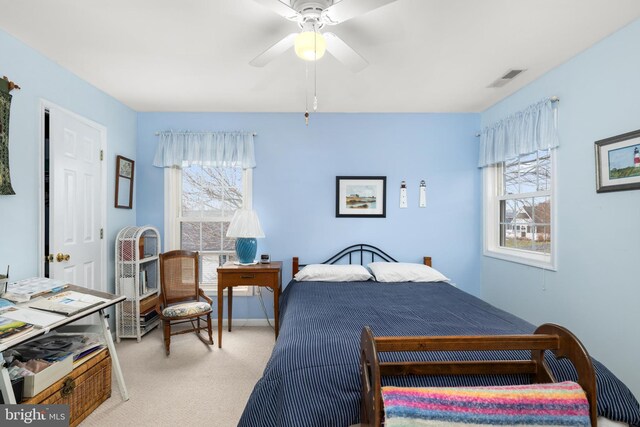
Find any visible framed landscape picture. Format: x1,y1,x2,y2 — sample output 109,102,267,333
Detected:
336,176,386,218
595,129,640,193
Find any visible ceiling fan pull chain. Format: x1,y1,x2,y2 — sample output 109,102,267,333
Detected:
313,22,318,112
305,61,310,126
312,63,318,111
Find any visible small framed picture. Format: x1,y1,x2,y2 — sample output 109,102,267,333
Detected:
595,129,640,193
115,155,135,209
336,176,386,218
118,156,133,179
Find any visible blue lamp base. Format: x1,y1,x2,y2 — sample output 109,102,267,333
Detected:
235,237,257,264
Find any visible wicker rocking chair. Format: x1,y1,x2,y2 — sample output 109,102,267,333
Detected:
156,250,214,355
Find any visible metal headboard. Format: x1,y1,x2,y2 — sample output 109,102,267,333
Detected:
321,244,397,265
293,244,399,275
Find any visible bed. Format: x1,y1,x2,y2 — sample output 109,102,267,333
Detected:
239,245,640,427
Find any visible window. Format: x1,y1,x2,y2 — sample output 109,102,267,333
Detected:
165,166,253,292
483,149,556,269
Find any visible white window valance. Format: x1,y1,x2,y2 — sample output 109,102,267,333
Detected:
153,131,256,169
478,98,559,167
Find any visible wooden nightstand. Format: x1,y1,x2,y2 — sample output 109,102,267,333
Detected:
216,261,282,348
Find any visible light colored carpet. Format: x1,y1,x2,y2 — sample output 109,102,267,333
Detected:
81,326,275,427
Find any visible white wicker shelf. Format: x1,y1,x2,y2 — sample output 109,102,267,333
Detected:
118,255,159,265
115,225,161,342
125,289,159,301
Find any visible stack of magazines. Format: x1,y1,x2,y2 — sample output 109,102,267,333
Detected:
140,307,159,330
0,315,33,343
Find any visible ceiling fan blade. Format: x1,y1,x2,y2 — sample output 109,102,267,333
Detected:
321,0,398,25
250,33,297,67
323,32,368,72
251,0,300,21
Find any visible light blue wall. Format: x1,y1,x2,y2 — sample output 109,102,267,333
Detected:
0,29,137,293
481,19,640,398
137,112,481,318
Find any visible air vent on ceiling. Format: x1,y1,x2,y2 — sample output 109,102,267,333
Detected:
488,69,526,88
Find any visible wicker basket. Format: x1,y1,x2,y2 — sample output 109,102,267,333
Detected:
22,349,112,427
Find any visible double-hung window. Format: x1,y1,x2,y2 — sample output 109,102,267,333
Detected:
484,149,556,269
165,166,253,293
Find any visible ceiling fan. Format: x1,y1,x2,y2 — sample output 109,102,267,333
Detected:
249,0,399,72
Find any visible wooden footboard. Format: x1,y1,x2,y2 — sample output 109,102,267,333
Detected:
359,323,597,427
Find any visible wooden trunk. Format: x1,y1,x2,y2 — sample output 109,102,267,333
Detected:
23,349,112,427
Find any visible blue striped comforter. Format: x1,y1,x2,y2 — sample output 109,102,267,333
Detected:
239,281,640,427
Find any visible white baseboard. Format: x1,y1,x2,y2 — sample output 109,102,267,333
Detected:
220,318,274,327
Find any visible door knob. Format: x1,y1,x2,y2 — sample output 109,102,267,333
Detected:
56,253,71,262
46,254,54,263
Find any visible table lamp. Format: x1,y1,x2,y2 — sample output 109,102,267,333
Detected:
226,209,265,265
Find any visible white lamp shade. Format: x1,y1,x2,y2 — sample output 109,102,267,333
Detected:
295,31,326,61
226,209,265,238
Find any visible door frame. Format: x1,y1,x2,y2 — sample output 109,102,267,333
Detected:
37,99,108,292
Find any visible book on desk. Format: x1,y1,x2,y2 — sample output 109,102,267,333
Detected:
0,314,34,342
27,290,109,317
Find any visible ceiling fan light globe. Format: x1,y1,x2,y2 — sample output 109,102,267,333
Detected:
294,31,326,61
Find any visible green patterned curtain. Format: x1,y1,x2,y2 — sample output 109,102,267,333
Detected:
0,79,15,195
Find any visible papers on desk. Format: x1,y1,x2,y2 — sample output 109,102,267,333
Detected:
0,306,65,328
0,314,34,342
28,291,108,316
3,277,67,302
0,298,15,309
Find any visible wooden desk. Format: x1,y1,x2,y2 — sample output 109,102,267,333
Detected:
0,285,129,404
216,261,282,348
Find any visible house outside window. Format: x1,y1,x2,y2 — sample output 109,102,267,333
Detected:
165,166,253,293
484,149,556,269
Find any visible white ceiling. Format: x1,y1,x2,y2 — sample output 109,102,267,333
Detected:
1,0,639,113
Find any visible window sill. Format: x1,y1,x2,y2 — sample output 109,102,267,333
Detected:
483,247,557,271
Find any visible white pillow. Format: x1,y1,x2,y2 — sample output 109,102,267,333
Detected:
368,262,449,283
293,264,373,282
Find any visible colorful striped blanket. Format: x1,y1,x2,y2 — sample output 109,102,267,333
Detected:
382,381,591,426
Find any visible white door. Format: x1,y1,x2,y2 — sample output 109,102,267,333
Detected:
49,107,104,293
